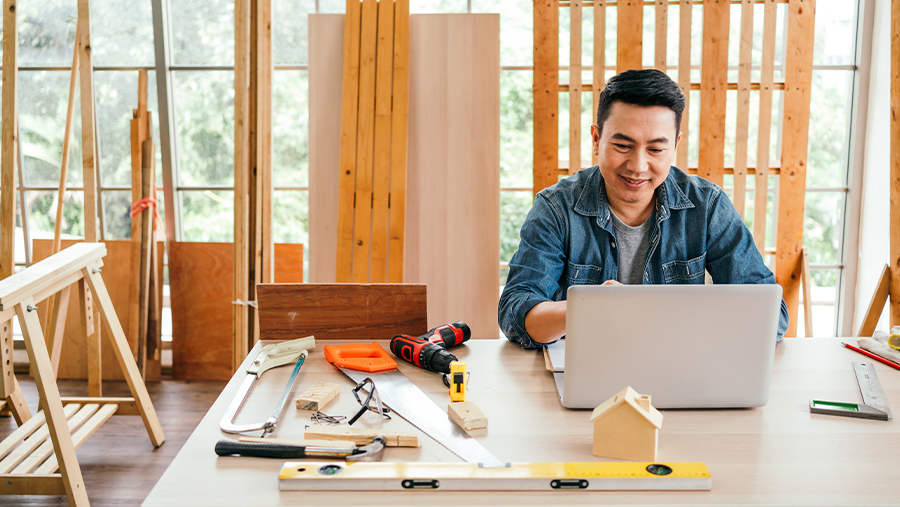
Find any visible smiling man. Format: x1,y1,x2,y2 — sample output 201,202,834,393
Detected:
498,69,789,348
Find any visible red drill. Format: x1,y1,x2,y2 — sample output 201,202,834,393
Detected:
389,321,471,374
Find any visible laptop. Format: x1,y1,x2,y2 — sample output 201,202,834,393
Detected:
557,284,782,409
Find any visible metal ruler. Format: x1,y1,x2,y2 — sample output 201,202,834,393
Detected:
853,362,892,419
278,461,712,491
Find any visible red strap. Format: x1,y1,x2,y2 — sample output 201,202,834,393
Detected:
130,184,165,232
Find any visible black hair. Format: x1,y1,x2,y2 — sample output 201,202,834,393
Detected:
595,69,686,138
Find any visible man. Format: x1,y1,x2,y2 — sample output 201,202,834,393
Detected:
498,69,789,349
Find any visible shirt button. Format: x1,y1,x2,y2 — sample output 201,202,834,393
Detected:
611,242,616,249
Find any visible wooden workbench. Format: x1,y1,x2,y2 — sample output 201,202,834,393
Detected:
143,338,899,506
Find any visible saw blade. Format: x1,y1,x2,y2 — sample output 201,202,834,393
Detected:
334,366,505,467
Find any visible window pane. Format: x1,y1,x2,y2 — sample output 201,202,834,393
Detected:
500,191,532,263
319,0,346,14
472,0,532,66
180,190,233,241
91,0,155,67
102,190,132,240
17,0,77,67
273,0,315,65
170,0,235,66
805,268,839,337
813,0,857,66
19,71,83,188
410,0,466,13
804,192,845,265
96,71,140,188
273,190,308,245
500,70,532,188
172,71,235,186
273,70,308,187
807,70,852,187
25,190,84,240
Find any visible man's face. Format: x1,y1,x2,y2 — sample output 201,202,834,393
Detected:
592,102,681,212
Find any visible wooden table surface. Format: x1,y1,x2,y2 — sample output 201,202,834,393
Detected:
143,338,899,506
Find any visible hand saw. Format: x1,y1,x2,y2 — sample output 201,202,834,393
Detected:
220,335,315,435
324,342,506,468
278,461,712,491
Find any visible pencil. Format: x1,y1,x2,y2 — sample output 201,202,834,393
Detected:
841,342,900,371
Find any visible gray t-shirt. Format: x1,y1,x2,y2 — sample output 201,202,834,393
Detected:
609,211,652,284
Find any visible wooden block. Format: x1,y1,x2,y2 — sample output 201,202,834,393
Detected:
304,424,419,448
295,381,340,411
447,401,487,431
256,283,426,341
238,437,356,450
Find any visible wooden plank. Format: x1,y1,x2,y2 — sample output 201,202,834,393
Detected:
16,300,89,505
676,0,692,169
857,264,890,337
733,0,754,217
754,0,777,252
169,242,304,380
82,267,165,447
256,0,274,288
0,0,17,283
0,474,66,496
388,0,410,283
335,0,363,282
654,0,668,70
569,0,583,175
35,404,118,475
370,0,395,283
0,410,47,461
350,0,380,283
45,285,72,375
12,404,100,474
696,0,729,187
234,0,251,372
801,247,813,336
128,70,148,376
83,278,102,397
59,397,137,416
78,0,99,243
304,425,419,448
0,404,81,474
0,243,106,310
775,0,816,337
616,0,643,72
891,0,900,327
593,0,607,168
255,283,427,341
137,139,155,376
533,0,559,194
406,14,501,337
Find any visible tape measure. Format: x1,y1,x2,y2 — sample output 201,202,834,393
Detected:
279,461,712,491
810,362,892,421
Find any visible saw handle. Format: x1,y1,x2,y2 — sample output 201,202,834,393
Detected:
216,440,322,459
324,342,397,373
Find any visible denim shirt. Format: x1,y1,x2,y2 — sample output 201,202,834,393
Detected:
498,165,789,349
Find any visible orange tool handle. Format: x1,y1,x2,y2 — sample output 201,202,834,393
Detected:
323,342,398,373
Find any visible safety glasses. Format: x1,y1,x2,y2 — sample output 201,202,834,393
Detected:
349,377,392,425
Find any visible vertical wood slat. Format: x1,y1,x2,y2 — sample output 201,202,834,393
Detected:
697,0,729,187
130,71,149,376
350,0,379,283
754,0,777,252
776,0,816,338
0,0,18,405
592,0,607,167
616,0,643,73
77,0,98,243
256,0,274,288
654,0,667,71
371,0,396,282
733,0,754,217
137,140,155,375
676,0,691,169
233,0,251,370
890,0,900,327
569,0,582,175
336,0,363,282
533,0,559,194
388,0,410,283
52,23,81,257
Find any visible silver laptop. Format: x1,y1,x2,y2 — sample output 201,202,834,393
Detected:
558,284,782,409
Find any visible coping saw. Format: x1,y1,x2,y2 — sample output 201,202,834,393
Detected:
323,342,506,468
220,335,316,435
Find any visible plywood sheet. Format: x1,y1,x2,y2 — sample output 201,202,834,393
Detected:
256,283,427,341
169,242,304,380
33,240,163,381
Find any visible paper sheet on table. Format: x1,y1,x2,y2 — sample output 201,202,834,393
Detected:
542,340,565,372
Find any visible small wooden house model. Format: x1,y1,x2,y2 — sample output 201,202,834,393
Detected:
590,386,663,461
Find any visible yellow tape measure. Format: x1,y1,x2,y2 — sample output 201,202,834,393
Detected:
889,333,900,351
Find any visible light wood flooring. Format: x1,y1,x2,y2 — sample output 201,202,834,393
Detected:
0,377,227,506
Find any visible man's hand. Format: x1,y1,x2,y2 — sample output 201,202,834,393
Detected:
601,280,623,286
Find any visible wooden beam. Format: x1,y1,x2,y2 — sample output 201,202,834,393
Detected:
388,0,410,283
0,243,105,310
137,139,154,376
697,0,729,187
616,0,643,72
569,0,583,175
128,69,148,374
233,0,251,371
77,0,98,243
801,247,813,336
593,0,607,168
754,0,777,252
654,0,667,71
676,0,692,169
371,0,395,282
534,0,559,194
256,0,274,289
891,0,900,326
776,0,816,337
0,0,18,409
733,0,754,217
857,264,890,337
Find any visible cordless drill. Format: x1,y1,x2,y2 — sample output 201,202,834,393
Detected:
389,321,471,374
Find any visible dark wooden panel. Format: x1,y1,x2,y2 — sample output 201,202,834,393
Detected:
256,283,427,341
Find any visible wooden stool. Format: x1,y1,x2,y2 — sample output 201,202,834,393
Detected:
0,243,164,506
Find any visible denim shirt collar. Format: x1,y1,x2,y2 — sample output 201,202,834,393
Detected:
573,167,695,226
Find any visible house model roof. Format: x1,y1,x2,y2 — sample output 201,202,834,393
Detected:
589,386,664,429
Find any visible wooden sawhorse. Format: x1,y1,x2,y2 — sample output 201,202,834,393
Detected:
0,242,164,506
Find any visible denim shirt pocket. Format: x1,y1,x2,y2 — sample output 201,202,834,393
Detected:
566,262,604,285
662,253,707,284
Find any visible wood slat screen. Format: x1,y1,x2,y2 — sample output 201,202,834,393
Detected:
533,0,816,336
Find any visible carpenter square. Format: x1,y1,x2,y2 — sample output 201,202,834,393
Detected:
809,361,891,421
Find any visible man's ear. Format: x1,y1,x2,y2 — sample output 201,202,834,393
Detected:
591,124,601,157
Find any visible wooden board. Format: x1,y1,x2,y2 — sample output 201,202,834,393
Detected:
754,0,777,252
891,0,900,327
569,0,583,175
234,0,252,371
616,0,643,72
78,0,99,243
0,0,17,283
654,0,668,71
533,0,559,194
32,240,163,382
168,242,304,380
676,0,692,170
593,0,607,168
388,0,411,283
775,0,816,337
733,0,754,217
696,0,729,187
370,0,395,283
255,283,426,341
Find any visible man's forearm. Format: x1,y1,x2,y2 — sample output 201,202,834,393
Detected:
524,300,567,344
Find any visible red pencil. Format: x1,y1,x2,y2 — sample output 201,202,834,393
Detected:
841,342,900,371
